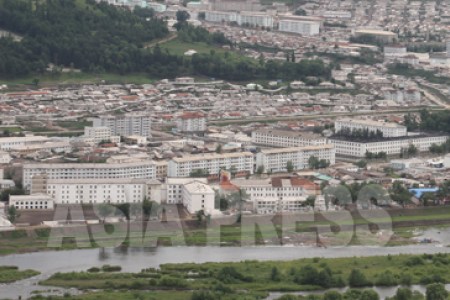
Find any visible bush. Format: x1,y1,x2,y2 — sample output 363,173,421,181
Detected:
405,256,424,267
101,265,122,272
348,269,372,287
375,270,398,286
87,267,100,273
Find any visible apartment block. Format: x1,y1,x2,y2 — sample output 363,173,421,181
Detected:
252,128,327,148
167,152,254,177
278,16,321,36
335,118,407,138
93,113,151,137
255,145,336,173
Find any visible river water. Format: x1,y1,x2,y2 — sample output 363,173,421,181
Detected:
1,244,450,299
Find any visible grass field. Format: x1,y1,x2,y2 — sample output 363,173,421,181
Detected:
0,265,39,283
159,38,231,57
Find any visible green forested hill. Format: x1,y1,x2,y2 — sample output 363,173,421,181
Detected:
0,0,331,82
0,0,171,76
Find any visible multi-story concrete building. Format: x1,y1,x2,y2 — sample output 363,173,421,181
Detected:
45,178,155,205
10,194,54,210
166,177,208,204
354,29,397,43
329,134,449,158
23,161,156,191
252,128,327,148
211,0,262,12
83,126,120,144
232,177,318,214
205,11,238,23
0,136,50,151
278,16,321,36
323,11,352,19
93,113,151,137
182,181,216,214
167,152,254,177
383,45,407,57
175,112,206,133
335,118,407,138
238,11,274,28
255,145,336,173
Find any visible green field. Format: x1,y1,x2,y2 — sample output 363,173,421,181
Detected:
0,265,39,283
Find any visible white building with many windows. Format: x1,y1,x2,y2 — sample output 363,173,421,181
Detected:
255,145,335,173
175,112,207,133
166,177,208,204
329,134,449,158
167,152,254,177
182,181,216,214
335,118,407,138
0,136,50,151
10,194,55,210
205,11,238,23
232,177,318,214
44,178,154,205
93,113,151,137
23,161,156,191
252,128,327,148
238,11,274,28
278,16,321,36
82,126,121,144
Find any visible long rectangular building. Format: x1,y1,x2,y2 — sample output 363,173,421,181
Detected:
255,145,335,173
335,118,407,138
252,128,327,148
278,16,321,36
167,152,254,177
93,113,151,137
23,161,156,191
329,134,449,158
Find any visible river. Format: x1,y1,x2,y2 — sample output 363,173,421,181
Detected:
1,244,450,299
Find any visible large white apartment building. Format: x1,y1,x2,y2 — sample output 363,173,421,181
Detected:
335,118,407,138
0,136,50,151
329,134,449,158
255,145,336,173
182,181,216,214
93,113,151,137
23,161,156,191
232,177,318,214
205,11,238,23
175,112,207,133
82,126,121,144
167,152,254,177
166,177,208,204
238,11,274,28
252,128,327,148
45,178,155,205
278,16,321,36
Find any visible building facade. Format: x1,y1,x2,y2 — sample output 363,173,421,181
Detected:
329,134,449,158
175,112,207,133
83,126,121,144
252,128,327,148
10,194,55,210
335,118,407,138
167,152,254,177
278,17,320,36
255,145,336,173
23,161,156,191
182,181,216,214
93,113,152,137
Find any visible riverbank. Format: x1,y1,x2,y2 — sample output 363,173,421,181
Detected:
2,207,450,256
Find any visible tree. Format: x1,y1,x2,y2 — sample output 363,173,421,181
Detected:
32,78,39,86
395,287,413,300
348,269,371,287
355,160,368,169
286,160,294,173
215,144,222,154
426,283,448,300
305,195,316,207
97,204,114,222
256,165,265,175
323,291,342,300
270,266,281,281
308,156,320,169
7,205,19,224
